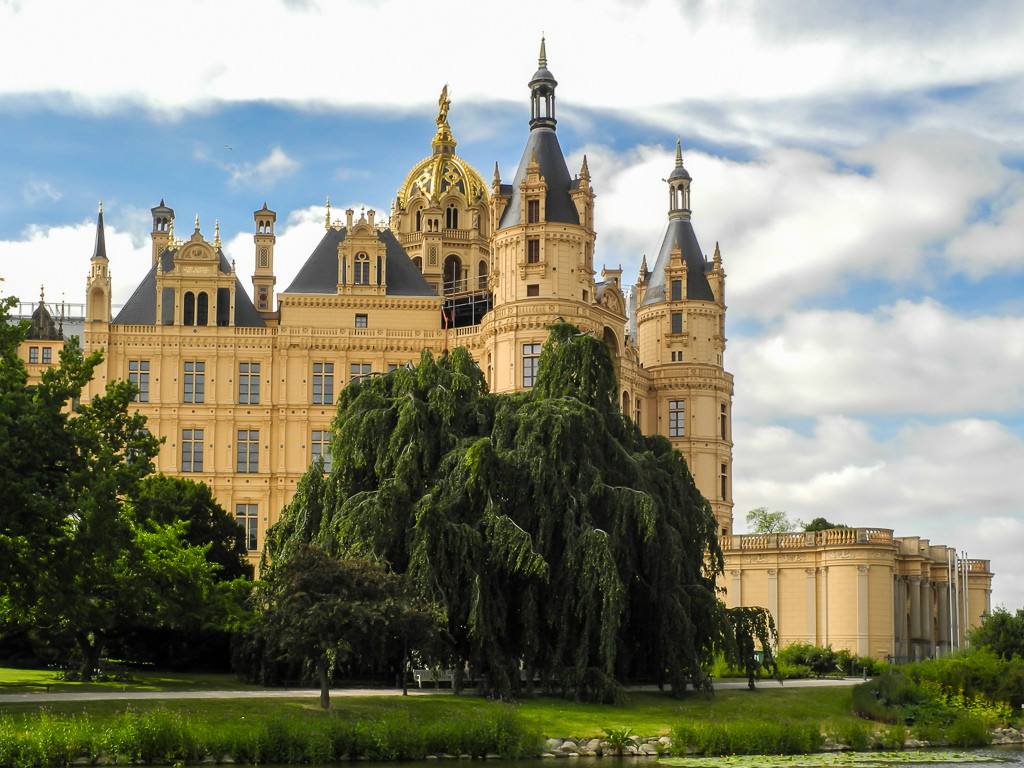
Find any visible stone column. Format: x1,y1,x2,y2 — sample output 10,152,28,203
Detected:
908,575,922,649
805,568,817,645
730,569,742,608
767,568,779,630
935,582,949,656
857,564,870,657
821,567,829,647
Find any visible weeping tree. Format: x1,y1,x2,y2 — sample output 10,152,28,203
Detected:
266,322,764,701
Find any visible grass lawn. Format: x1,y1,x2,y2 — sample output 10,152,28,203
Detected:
0,666,259,695
1,665,865,741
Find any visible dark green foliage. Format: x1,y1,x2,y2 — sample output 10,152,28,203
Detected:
969,606,1024,661
132,475,252,581
267,322,731,701
803,517,848,531
239,545,440,708
722,606,779,688
745,507,797,533
0,298,251,678
777,642,841,677
902,647,1024,708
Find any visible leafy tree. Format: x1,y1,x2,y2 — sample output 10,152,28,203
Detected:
969,607,1024,661
745,507,799,534
268,322,746,701
722,606,779,688
244,544,439,709
803,517,848,532
1,298,251,678
132,475,252,581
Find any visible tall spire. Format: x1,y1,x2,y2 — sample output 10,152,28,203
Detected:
529,36,557,131
93,201,108,260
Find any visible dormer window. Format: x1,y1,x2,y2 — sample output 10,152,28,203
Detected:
528,199,540,223
354,253,370,285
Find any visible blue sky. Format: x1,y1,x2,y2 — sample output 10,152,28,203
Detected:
2,0,1023,611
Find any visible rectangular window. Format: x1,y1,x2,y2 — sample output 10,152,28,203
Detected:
28,346,38,363
181,429,204,472
129,360,150,402
237,430,259,473
387,363,399,372
670,313,683,334
668,400,685,437
183,361,205,403
355,313,368,328
527,238,540,263
720,403,728,441
634,398,641,425
527,199,540,223
42,347,52,364
311,429,333,473
526,284,540,297
236,504,259,551
350,362,371,382
670,279,683,301
312,362,334,404
721,463,729,501
522,343,542,388
238,362,260,404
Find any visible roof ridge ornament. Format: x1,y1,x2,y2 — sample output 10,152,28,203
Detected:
432,84,456,153
539,34,547,68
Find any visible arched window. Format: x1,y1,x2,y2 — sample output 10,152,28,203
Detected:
478,259,488,290
354,253,370,285
446,204,459,229
183,292,195,325
415,210,421,231
621,391,630,415
196,292,209,326
413,256,422,272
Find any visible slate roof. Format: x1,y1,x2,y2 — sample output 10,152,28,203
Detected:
639,217,716,306
283,227,436,297
497,127,580,230
113,249,266,327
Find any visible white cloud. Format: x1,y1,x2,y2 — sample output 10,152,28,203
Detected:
4,0,1024,117
729,299,1024,419
733,416,1024,609
227,147,300,189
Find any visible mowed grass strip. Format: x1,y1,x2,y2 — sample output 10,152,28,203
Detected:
1,665,863,742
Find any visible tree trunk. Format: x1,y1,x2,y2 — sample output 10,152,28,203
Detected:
315,657,330,709
75,630,101,682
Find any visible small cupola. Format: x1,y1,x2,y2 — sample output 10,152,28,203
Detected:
667,140,692,221
529,37,557,131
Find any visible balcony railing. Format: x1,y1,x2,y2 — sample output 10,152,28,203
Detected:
731,527,895,551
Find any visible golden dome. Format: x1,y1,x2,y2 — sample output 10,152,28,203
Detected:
395,90,489,210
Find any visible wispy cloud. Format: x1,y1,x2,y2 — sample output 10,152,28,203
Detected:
227,147,300,189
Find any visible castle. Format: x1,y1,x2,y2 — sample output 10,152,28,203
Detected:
17,42,990,662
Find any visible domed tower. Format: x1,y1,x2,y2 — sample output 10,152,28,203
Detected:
482,39,605,394
391,86,490,298
635,143,733,537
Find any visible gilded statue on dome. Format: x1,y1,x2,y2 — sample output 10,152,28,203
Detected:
437,85,450,126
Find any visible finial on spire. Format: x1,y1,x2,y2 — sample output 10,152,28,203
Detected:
214,219,221,248
194,213,200,231
98,201,103,214
580,155,590,181
326,196,331,229
40,285,45,302
539,35,547,67
675,139,683,167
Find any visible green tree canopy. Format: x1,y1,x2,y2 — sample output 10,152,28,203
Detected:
745,507,799,534
1,298,251,678
244,544,439,708
132,475,252,581
803,517,848,532
969,607,1024,661
267,322,738,701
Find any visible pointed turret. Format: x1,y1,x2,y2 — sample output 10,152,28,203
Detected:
87,202,112,323
253,203,277,313
498,39,579,230
639,144,713,306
